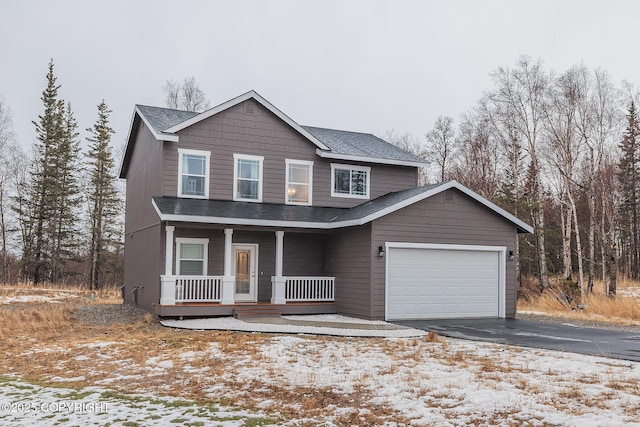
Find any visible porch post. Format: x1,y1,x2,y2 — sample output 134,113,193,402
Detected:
221,228,235,304
160,225,176,305
271,230,286,304
164,225,175,276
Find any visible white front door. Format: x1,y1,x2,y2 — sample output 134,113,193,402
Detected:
233,244,258,302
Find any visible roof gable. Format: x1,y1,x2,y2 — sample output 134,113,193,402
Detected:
163,90,331,151
120,90,430,178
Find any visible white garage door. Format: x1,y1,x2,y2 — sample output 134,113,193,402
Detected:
387,246,502,320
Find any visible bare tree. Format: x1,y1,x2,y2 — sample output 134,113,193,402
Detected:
0,98,16,282
162,76,210,112
485,56,550,292
542,66,585,298
425,116,457,182
450,111,500,199
384,130,428,185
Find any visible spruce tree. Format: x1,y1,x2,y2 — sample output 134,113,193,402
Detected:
617,101,640,279
16,59,82,284
25,60,63,283
86,100,120,290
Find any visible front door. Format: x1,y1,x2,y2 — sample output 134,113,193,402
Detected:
233,244,258,302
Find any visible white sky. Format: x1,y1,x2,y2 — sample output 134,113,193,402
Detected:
1,0,638,153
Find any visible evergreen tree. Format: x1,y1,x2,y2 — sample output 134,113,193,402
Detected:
24,60,63,283
16,60,82,284
49,102,82,280
86,100,121,290
617,101,640,279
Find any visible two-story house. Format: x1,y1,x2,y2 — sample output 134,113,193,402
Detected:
119,90,532,321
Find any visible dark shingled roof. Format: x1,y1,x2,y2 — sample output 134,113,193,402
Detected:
133,104,426,165
152,185,439,227
136,105,199,133
303,126,426,164
152,197,348,224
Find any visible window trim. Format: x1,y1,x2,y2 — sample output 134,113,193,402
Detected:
233,154,264,202
177,148,210,199
285,159,313,206
175,237,209,275
330,163,371,199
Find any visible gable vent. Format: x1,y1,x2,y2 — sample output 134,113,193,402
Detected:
244,102,255,114
444,191,454,202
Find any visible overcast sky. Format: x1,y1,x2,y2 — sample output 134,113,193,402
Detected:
1,0,639,154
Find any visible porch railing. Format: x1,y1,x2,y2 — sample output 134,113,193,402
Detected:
175,275,222,303
285,276,335,302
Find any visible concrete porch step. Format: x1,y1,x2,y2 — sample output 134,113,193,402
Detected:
233,306,282,319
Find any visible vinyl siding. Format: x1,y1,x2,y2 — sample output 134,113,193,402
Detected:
162,99,418,207
324,224,373,319
371,189,518,319
122,123,164,310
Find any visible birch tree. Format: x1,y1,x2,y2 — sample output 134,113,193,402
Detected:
485,56,550,291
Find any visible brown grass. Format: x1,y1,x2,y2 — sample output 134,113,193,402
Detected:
518,276,640,326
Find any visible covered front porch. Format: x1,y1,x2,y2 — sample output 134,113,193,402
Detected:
155,226,337,318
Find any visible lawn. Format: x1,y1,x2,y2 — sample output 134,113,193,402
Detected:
1,285,639,426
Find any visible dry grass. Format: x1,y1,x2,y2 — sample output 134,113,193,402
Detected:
518,276,640,326
2,283,639,425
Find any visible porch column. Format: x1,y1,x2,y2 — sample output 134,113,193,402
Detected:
164,226,175,276
221,228,235,305
271,230,286,304
160,225,176,305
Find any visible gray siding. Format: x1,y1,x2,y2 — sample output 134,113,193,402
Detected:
123,224,161,311
122,123,164,311
325,225,373,319
371,189,518,319
162,99,418,208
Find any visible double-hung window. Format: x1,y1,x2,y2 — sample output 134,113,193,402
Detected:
178,149,210,198
285,159,313,205
331,164,370,199
233,154,263,202
175,238,209,275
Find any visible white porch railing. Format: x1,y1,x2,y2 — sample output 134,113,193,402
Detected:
175,276,222,303
285,276,335,302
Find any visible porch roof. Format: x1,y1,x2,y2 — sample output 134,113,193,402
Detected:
152,181,533,233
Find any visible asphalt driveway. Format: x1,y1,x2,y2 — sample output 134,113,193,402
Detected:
393,318,640,362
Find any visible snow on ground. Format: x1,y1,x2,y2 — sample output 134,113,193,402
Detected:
0,377,288,426
5,331,640,426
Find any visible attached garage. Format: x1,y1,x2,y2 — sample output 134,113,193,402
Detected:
385,243,506,320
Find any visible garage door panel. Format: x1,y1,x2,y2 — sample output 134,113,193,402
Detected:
387,247,500,320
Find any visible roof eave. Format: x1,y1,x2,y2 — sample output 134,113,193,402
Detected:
316,148,430,168
151,181,533,234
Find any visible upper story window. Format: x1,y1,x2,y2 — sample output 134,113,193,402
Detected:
233,154,263,202
175,238,209,275
331,163,370,199
178,149,210,199
285,159,313,206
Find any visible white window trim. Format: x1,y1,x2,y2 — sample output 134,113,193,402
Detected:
285,159,313,206
177,148,210,199
233,153,264,202
175,237,209,275
330,163,371,199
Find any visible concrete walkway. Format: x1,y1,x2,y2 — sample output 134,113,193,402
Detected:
161,314,427,338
